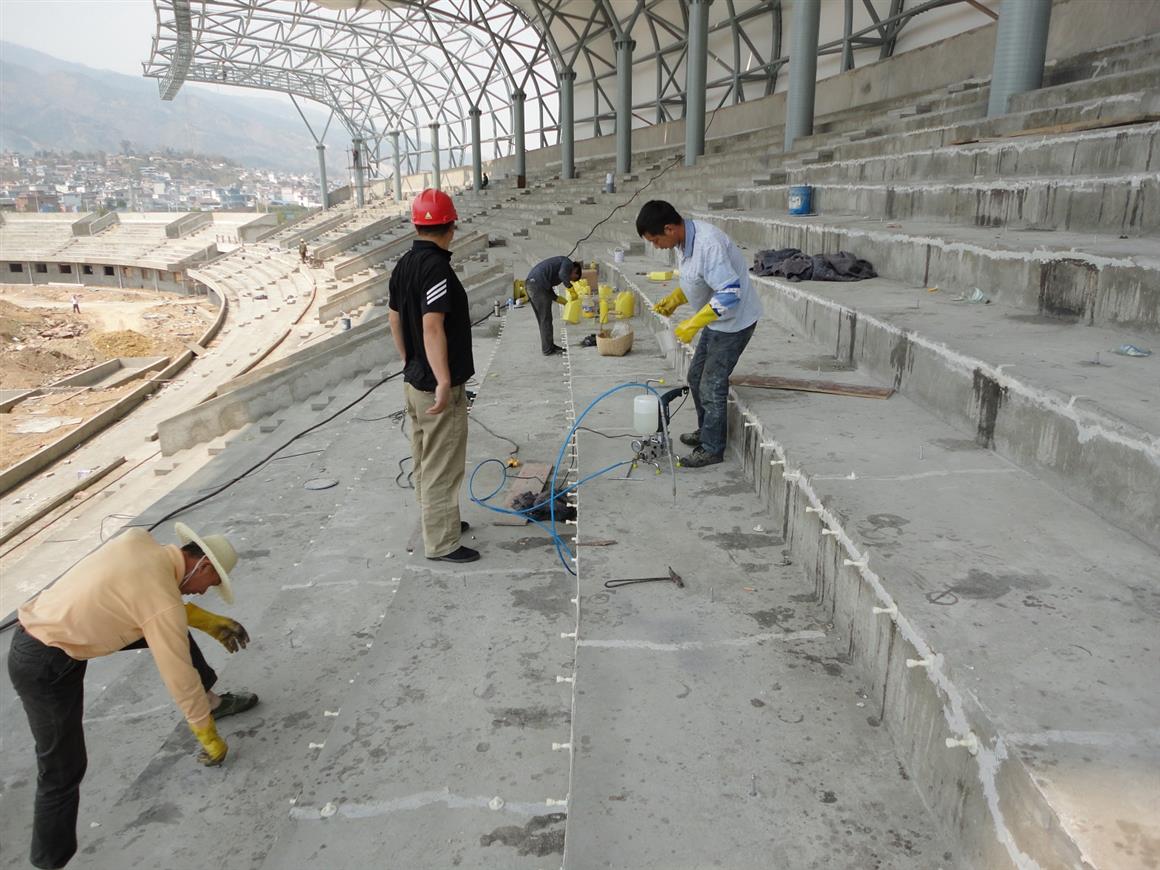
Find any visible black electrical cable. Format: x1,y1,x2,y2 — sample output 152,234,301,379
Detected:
576,426,637,440
565,100,728,260
471,308,498,326
395,455,415,489
470,415,520,457
0,369,406,635
142,369,404,533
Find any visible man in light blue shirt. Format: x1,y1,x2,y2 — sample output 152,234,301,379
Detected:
637,200,762,468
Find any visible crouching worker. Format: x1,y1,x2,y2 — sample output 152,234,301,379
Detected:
636,200,763,468
7,522,256,869
525,256,583,355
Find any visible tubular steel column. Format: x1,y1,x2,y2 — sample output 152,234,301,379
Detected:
615,36,636,175
558,69,576,179
511,89,527,187
429,122,442,190
316,143,328,209
684,0,711,167
390,130,403,201
987,0,1053,117
784,0,821,151
351,137,366,208
470,107,483,191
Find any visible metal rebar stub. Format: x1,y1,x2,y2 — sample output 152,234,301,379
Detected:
604,565,685,589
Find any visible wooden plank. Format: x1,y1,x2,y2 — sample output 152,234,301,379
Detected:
729,374,894,399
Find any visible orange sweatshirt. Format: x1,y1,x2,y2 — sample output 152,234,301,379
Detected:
19,527,212,729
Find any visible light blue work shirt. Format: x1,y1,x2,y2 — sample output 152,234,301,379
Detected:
679,219,762,333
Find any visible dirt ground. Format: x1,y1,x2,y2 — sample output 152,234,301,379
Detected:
0,284,211,388
1,283,214,469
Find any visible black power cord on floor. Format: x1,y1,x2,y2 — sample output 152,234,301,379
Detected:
0,368,406,634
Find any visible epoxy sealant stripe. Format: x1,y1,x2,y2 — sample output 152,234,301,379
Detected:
577,630,826,652
289,790,551,821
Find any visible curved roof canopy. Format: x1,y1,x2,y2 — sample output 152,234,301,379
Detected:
146,1,982,176
145,0,794,175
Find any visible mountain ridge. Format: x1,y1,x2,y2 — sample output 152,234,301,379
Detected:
0,41,348,174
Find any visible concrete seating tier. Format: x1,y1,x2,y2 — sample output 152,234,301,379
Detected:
614,253,1159,870
450,28,1160,870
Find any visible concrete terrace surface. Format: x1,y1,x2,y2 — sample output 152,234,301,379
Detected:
0,309,959,870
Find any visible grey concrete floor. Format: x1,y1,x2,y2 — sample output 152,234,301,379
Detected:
0,302,957,870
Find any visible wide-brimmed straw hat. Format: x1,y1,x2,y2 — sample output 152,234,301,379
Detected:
174,522,238,604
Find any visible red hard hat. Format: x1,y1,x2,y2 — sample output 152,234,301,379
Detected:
411,188,458,225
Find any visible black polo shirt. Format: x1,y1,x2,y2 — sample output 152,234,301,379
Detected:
388,239,475,391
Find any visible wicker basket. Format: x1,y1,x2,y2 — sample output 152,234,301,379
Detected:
596,328,634,357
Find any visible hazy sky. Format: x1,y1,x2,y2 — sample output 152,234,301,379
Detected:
1,0,159,76
0,0,276,101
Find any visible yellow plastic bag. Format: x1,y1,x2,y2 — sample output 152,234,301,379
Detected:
572,278,591,296
563,299,582,324
614,291,635,318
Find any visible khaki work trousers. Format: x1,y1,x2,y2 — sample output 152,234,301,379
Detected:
404,383,468,558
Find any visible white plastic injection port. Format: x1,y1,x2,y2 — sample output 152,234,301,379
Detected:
945,733,980,755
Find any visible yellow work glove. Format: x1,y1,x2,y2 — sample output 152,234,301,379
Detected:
653,287,688,317
191,720,228,766
674,303,718,343
555,294,567,305
185,603,249,653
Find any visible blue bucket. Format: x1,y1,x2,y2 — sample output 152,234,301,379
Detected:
787,184,813,216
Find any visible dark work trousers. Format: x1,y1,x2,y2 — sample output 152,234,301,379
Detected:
525,279,558,354
686,323,756,457
7,625,216,869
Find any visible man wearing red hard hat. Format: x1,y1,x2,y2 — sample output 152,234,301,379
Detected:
388,189,480,563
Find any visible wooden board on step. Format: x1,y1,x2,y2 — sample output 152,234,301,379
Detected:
729,374,894,399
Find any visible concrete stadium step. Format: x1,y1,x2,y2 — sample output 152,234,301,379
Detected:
615,257,1160,870
1009,62,1160,114
781,121,1160,185
725,89,1159,184
734,173,1160,236
692,208,1160,333
561,326,959,869
745,268,1158,546
1044,32,1160,84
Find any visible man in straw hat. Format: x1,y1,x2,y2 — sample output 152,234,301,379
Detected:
7,523,257,869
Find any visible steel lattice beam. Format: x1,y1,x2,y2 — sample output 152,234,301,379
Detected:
145,0,991,179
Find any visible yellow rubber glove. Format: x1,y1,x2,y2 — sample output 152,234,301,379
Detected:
185,603,249,653
191,720,228,766
555,294,567,305
674,303,718,343
653,287,687,317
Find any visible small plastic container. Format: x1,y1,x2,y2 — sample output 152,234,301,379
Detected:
788,185,813,216
633,392,659,434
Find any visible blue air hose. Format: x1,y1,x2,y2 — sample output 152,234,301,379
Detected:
469,381,666,574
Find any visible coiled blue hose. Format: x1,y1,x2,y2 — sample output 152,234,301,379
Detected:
469,381,665,574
